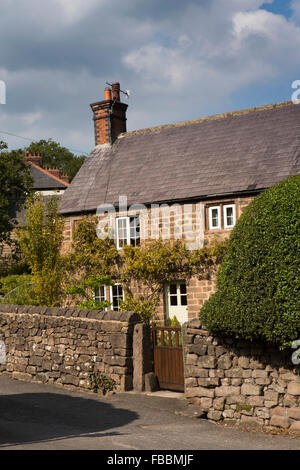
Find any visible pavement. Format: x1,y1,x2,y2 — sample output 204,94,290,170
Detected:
0,375,299,450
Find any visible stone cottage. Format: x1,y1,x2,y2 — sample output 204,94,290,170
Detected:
60,83,300,324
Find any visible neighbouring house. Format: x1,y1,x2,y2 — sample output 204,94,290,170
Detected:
1,153,69,260
24,153,69,197
60,83,300,324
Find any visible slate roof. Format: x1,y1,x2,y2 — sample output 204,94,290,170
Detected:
13,164,69,224
29,163,69,190
60,101,300,215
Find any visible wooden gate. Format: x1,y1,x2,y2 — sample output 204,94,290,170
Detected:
152,326,184,392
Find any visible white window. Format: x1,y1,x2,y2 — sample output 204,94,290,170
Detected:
223,204,236,228
110,284,124,311
165,281,188,325
116,217,129,249
129,216,140,247
116,216,140,249
168,282,188,307
208,206,221,230
93,286,106,303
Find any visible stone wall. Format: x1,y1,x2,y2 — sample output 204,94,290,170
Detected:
0,304,147,393
182,319,300,432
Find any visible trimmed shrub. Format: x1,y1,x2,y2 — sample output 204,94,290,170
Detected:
199,175,300,349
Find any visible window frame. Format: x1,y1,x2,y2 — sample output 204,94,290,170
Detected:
166,281,188,308
93,285,106,303
129,215,141,247
116,215,140,249
116,216,130,250
208,206,221,230
223,204,236,229
110,284,124,312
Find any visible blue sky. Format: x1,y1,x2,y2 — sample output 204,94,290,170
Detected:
0,0,299,155
262,0,293,17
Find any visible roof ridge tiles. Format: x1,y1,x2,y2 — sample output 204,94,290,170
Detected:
29,162,70,187
118,100,293,138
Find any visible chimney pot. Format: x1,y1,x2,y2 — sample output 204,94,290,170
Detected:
48,167,60,178
104,87,112,101
24,153,43,167
60,173,69,184
112,82,120,101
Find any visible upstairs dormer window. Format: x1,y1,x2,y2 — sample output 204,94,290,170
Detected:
208,206,221,230
208,203,236,230
223,204,236,229
116,216,140,249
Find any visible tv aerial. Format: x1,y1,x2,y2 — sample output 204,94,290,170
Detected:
106,82,130,99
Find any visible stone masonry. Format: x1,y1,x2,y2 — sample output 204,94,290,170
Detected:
182,319,300,431
0,304,146,393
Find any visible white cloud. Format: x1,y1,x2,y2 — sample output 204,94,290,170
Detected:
1,0,300,151
55,0,101,24
291,0,300,22
21,111,42,126
124,44,193,88
123,2,300,108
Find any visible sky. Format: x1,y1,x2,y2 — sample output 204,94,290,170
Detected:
0,0,300,155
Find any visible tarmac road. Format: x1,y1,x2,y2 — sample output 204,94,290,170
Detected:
0,375,299,451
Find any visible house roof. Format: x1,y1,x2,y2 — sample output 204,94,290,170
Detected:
29,163,69,190
60,101,300,215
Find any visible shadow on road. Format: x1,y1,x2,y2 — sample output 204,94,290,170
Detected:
0,392,138,446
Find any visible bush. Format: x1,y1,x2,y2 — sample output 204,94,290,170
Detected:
199,175,300,349
0,273,34,304
15,195,65,306
0,273,32,296
0,262,30,277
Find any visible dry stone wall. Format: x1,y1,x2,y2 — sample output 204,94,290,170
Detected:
0,304,142,393
182,319,300,431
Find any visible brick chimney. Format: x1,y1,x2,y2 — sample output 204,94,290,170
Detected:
46,167,60,178
60,173,69,184
24,153,42,167
90,82,128,146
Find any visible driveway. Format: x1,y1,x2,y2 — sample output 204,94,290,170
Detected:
0,375,299,450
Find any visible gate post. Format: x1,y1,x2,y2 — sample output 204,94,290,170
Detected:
133,323,153,391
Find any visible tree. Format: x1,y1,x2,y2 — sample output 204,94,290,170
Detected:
66,215,121,279
15,195,65,306
199,175,300,350
25,139,86,182
0,140,32,248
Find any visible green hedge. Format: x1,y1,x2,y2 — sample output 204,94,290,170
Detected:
199,175,300,349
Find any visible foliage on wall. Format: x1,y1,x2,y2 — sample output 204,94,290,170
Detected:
67,216,227,323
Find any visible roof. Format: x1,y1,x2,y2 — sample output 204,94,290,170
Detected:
60,101,300,215
29,163,69,190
